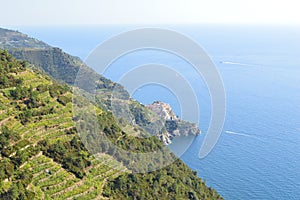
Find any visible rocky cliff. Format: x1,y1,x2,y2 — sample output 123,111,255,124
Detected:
147,101,201,144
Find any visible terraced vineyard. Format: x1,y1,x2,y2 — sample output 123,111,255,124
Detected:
22,153,128,199
0,50,222,199
0,50,130,199
0,71,128,199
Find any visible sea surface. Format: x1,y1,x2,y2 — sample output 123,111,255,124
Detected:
13,25,300,199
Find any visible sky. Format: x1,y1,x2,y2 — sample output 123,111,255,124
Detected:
0,0,300,26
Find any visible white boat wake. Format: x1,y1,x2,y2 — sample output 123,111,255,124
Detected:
220,61,258,67
225,130,260,140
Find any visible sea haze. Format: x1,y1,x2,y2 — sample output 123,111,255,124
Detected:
16,25,300,199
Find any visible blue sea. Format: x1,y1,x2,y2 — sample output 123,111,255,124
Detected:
13,25,300,199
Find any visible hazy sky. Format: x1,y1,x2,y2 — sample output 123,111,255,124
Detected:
1,0,299,26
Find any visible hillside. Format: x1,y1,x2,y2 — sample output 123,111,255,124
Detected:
0,27,201,145
0,28,123,89
0,50,222,199
0,28,50,49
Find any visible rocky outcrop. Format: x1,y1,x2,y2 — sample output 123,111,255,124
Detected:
147,101,201,144
147,101,178,121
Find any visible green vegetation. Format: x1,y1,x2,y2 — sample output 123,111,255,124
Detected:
0,36,222,199
8,47,106,87
39,136,91,179
104,160,222,200
0,126,20,151
0,50,26,89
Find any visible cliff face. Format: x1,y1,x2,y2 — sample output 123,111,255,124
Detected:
147,101,201,144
